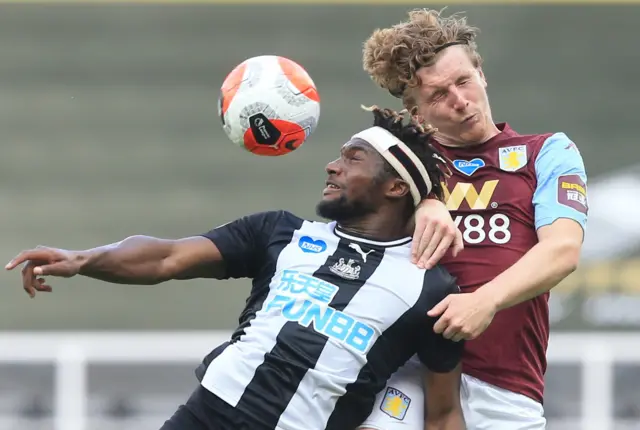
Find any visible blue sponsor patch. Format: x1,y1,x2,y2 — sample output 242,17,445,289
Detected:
298,236,327,254
453,158,485,176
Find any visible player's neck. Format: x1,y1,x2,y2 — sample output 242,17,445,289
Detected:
337,215,410,243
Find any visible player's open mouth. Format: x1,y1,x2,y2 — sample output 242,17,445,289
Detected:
323,181,341,195
462,114,477,124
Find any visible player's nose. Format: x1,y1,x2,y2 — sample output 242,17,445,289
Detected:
325,158,342,175
450,88,469,111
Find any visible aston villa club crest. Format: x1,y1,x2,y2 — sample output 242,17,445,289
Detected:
498,145,527,172
380,387,411,420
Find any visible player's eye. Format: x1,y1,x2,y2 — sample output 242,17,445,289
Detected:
431,91,446,102
344,148,365,161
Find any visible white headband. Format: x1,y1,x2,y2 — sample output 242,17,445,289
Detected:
352,126,433,206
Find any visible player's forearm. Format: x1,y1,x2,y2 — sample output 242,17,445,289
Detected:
424,407,465,430
477,238,580,311
77,236,176,285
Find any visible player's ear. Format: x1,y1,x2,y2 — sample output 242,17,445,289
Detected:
386,178,410,200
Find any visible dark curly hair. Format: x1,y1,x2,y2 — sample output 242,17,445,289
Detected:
362,105,451,202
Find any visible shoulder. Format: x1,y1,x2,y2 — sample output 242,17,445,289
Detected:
531,132,586,179
248,209,296,222
203,210,307,244
535,132,582,158
512,131,581,162
528,131,579,154
235,210,304,229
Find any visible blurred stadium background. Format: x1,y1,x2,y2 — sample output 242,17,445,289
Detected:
0,1,638,429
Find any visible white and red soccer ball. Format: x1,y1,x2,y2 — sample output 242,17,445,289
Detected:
218,55,321,156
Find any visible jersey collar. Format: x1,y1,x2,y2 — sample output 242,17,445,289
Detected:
333,224,412,248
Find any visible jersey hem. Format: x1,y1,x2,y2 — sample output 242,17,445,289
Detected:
534,216,555,230
462,367,544,405
535,215,585,231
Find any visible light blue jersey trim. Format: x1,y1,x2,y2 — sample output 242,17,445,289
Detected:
533,132,588,231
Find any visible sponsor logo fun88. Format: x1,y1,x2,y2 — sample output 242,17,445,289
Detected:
265,270,375,353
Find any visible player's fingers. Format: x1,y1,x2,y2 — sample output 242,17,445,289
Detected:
33,261,72,277
34,278,53,293
6,251,32,270
6,248,56,270
427,296,450,317
417,226,443,268
411,218,428,262
415,223,437,266
451,333,466,342
419,229,450,269
21,262,37,298
432,316,448,335
441,312,464,339
451,229,464,257
442,324,459,340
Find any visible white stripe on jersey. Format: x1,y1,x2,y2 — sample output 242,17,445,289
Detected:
201,220,339,407
277,246,426,429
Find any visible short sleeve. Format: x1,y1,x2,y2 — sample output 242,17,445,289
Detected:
201,210,284,279
532,133,588,232
417,266,464,373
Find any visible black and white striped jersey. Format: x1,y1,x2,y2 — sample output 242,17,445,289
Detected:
196,210,462,430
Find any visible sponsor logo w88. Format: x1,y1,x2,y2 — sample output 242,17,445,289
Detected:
442,180,511,245
454,213,511,244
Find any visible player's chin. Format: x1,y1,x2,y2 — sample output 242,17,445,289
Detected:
315,197,346,220
460,119,488,142
321,192,342,202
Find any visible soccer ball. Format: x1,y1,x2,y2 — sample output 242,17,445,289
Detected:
218,55,321,156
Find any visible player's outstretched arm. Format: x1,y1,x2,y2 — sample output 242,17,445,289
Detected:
5,236,223,297
6,211,283,298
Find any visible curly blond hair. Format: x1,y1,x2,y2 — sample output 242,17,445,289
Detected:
363,9,482,105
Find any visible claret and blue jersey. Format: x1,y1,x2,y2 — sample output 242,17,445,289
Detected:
432,122,588,404
435,123,587,290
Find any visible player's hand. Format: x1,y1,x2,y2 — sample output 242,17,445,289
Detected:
427,291,497,342
5,246,82,298
412,199,463,269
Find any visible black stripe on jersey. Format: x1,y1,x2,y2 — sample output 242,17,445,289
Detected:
231,214,305,342
235,238,385,429
195,214,305,383
326,267,449,430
